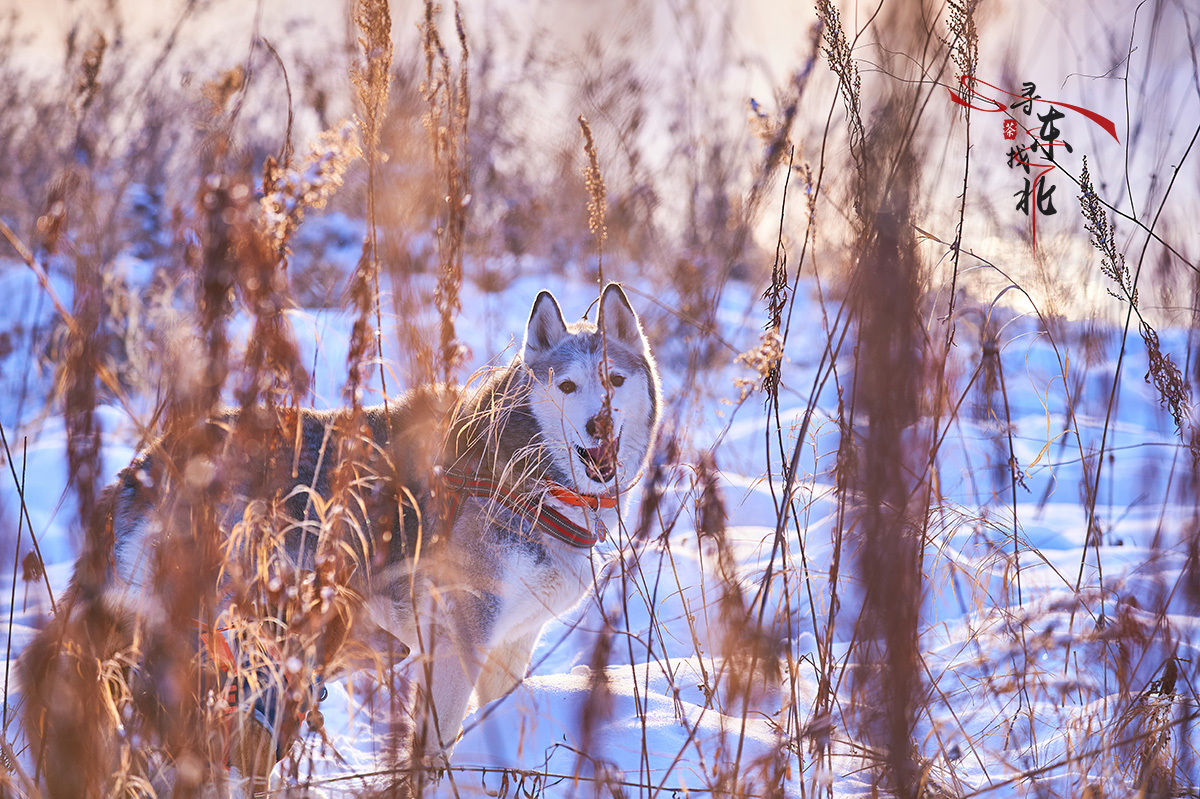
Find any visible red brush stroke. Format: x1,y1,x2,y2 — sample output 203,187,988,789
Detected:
948,75,1120,143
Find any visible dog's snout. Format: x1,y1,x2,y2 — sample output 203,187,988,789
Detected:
586,410,613,439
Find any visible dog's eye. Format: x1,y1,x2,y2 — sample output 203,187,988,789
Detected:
608,374,625,388
558,380,577,394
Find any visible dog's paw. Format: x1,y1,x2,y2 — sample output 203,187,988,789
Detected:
411,746,454,785
419,751,451,774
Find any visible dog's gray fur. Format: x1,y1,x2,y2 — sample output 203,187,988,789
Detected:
100,282,660,759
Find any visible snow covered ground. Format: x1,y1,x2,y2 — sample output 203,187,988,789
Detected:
1,210,1198,797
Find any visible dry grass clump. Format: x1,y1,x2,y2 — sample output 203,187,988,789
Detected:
421,1,471,385
6,14,362,794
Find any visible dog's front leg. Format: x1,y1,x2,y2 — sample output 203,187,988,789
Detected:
408,589,497,766
473,630,538,707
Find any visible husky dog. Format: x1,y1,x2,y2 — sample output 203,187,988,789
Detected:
26,282,659,792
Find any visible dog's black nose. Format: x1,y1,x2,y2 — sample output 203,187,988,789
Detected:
586,411,612,439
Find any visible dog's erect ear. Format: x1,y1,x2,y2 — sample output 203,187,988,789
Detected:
599,283,643,347
522,290,569,358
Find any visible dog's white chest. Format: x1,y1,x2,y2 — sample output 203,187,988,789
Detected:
495,537,594,635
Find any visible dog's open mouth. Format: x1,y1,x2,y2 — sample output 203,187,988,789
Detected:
575,437,619,483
